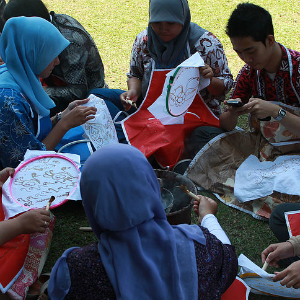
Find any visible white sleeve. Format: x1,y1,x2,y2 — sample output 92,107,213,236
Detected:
201,214,231,245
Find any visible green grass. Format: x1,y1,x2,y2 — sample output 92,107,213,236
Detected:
43,0,300,298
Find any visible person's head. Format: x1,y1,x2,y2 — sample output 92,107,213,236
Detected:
226,3,276,70
0,16,68,76
148,0,190,42
0,16,69,116
0,0,6,31
80,143,164,236
226,3,274,44
3,0,50,22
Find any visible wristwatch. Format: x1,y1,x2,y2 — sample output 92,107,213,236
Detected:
275,108,287,121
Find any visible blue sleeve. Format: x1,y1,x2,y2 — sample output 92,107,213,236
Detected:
0,90,47,168
48,247,79,300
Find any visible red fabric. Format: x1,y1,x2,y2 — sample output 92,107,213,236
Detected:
287,213,300,236
40,75,67,87
0,196,30,292
123,70,220,168
221,278,249,300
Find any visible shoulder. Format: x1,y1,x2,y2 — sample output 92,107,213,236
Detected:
0,89,29,108
134,29,148,45
51,12,84,29
282,44,300,60
51,12,95,45
194,31,223,48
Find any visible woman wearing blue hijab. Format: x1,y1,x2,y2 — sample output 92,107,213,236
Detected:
48,143,237,300
0,16,97,168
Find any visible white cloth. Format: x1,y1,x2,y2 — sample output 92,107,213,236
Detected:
201,214,231,245
148,53,209,125
234,155,300,202
82,94,118,149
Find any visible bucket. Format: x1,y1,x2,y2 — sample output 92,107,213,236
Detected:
155,169,197,225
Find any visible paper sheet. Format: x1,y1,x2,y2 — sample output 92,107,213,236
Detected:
238,254,274,279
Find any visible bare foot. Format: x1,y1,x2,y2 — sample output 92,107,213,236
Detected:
193,195,218,223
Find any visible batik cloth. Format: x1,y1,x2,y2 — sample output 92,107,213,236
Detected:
45,12,107,112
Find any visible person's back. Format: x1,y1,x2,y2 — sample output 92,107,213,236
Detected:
2,0,107,114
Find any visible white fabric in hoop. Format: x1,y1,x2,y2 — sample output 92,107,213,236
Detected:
2,150,82,219
148,52,210,125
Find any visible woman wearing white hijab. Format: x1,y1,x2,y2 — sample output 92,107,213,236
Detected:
48,143,237,300
0,16,97,168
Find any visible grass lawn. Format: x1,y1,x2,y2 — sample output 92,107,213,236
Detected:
43,0,300,298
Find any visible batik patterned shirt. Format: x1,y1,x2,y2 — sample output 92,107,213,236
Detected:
45,12,107,112
231,44,300,106
127,30,233,117
0,89,46,168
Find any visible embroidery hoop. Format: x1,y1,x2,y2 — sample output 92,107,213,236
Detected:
166,66,200,117
9,154,80,209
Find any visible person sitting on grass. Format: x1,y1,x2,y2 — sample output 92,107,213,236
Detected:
90,0,233,164
0,167,51,300
219,2,300,135
0,16,125,169
2,0,108,115
48,143,237,300
261,202,300,289
0,167,50,246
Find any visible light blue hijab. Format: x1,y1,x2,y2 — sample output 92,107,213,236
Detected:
0,17,70,116
79,144,206,300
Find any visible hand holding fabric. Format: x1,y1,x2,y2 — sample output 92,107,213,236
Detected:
61,98,97,129
0,167,14,188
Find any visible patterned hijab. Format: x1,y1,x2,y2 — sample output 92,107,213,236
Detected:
80,144,206,300
0,17,69,116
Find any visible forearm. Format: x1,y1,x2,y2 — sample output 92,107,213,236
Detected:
270,109,300,138
206,77,226,96
42,121,69,150
127,77,142,98
0,219,23,246
201,214,231,245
